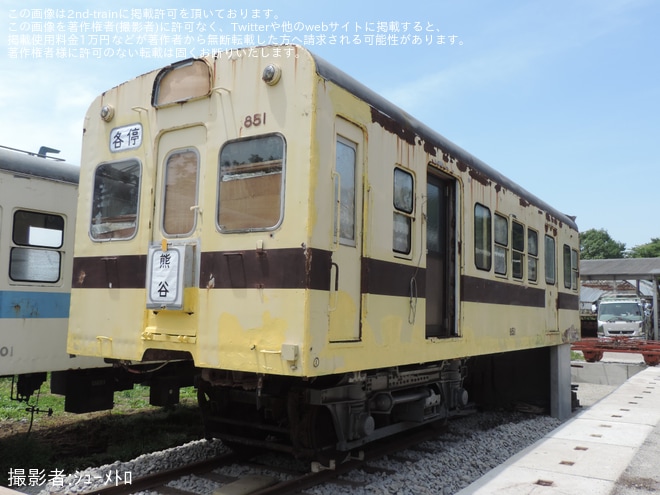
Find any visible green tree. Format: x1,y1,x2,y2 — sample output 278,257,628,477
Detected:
580,228,626,259
629,238,660,258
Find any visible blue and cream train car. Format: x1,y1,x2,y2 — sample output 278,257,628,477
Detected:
0,146,109,406
67,45,580,458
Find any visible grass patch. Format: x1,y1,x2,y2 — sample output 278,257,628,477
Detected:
0,375,64,422
0,375,202,488
0,375,197,420
571,350,585,361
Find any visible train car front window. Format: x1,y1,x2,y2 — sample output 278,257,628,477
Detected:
152,59,211,107
90,159,141,240
10,210,64,283
218,134,285,231
163,149,199,236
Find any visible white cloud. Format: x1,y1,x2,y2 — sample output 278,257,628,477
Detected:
379,0,649,114
0,62,101,163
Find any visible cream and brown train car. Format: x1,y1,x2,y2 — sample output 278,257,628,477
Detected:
0,146,112,411
68,45,580,457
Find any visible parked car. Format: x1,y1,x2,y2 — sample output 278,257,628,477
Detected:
597,295,651,339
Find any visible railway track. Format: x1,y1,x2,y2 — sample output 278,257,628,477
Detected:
79,422,454,495
78,452,240,495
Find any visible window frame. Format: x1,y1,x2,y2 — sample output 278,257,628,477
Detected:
9,209,65,283
89,159,142,242
334,136,357,247
493,213,509,276
152,58,212,108
217,133,286,233
393,167,414,255
564,245,579,290
545,235,556,285
161,147,200,237
511,220,524,280
527,228,539,283
563,244,572,289
474,203,492,271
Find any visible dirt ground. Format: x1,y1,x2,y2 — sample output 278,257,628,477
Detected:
1,409,124,453
0,404,204,486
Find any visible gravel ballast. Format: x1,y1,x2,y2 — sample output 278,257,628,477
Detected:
27,411,564,495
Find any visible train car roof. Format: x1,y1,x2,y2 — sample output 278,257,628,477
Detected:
310,50,578,233
0,147,79,185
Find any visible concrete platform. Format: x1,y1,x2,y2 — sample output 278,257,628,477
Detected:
456,364,660,495
572,354,646,388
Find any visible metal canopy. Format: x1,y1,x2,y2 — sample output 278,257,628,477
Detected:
580,258,660,281
580,258,660,340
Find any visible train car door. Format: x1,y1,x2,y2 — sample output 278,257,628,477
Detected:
544,234,559,332
328,119,363,342
144,125,203,335
426,172,457,338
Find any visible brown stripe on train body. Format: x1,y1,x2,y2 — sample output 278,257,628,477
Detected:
73,251,577,311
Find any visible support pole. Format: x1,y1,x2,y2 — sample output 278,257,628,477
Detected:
550,343,572,420
653,275,659,341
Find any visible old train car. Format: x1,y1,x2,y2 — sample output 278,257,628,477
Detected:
67,45,580,458
0,146,109,407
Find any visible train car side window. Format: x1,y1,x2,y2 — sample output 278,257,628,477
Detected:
474,203,491,270
571,248,579,290
563,245,579,290
562,244,572,289
334,137,356,246
494,213,508,276
218,134,285,232
545,235,556,285
512,220,524,279
527,228,538,282
163,148,199,236
90,160,141,241
393,167,413,254
10,210,64,283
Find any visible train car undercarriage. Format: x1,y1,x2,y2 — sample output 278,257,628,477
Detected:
196,359,471,459
42,346,565,463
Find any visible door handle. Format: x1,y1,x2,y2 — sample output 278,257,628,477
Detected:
329,262,339,311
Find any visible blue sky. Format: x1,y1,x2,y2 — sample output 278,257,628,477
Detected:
1,0,658,249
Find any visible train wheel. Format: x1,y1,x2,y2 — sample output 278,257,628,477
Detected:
197,384,266,456
582,351,603,363
643,353,660,366
299,405,341,463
